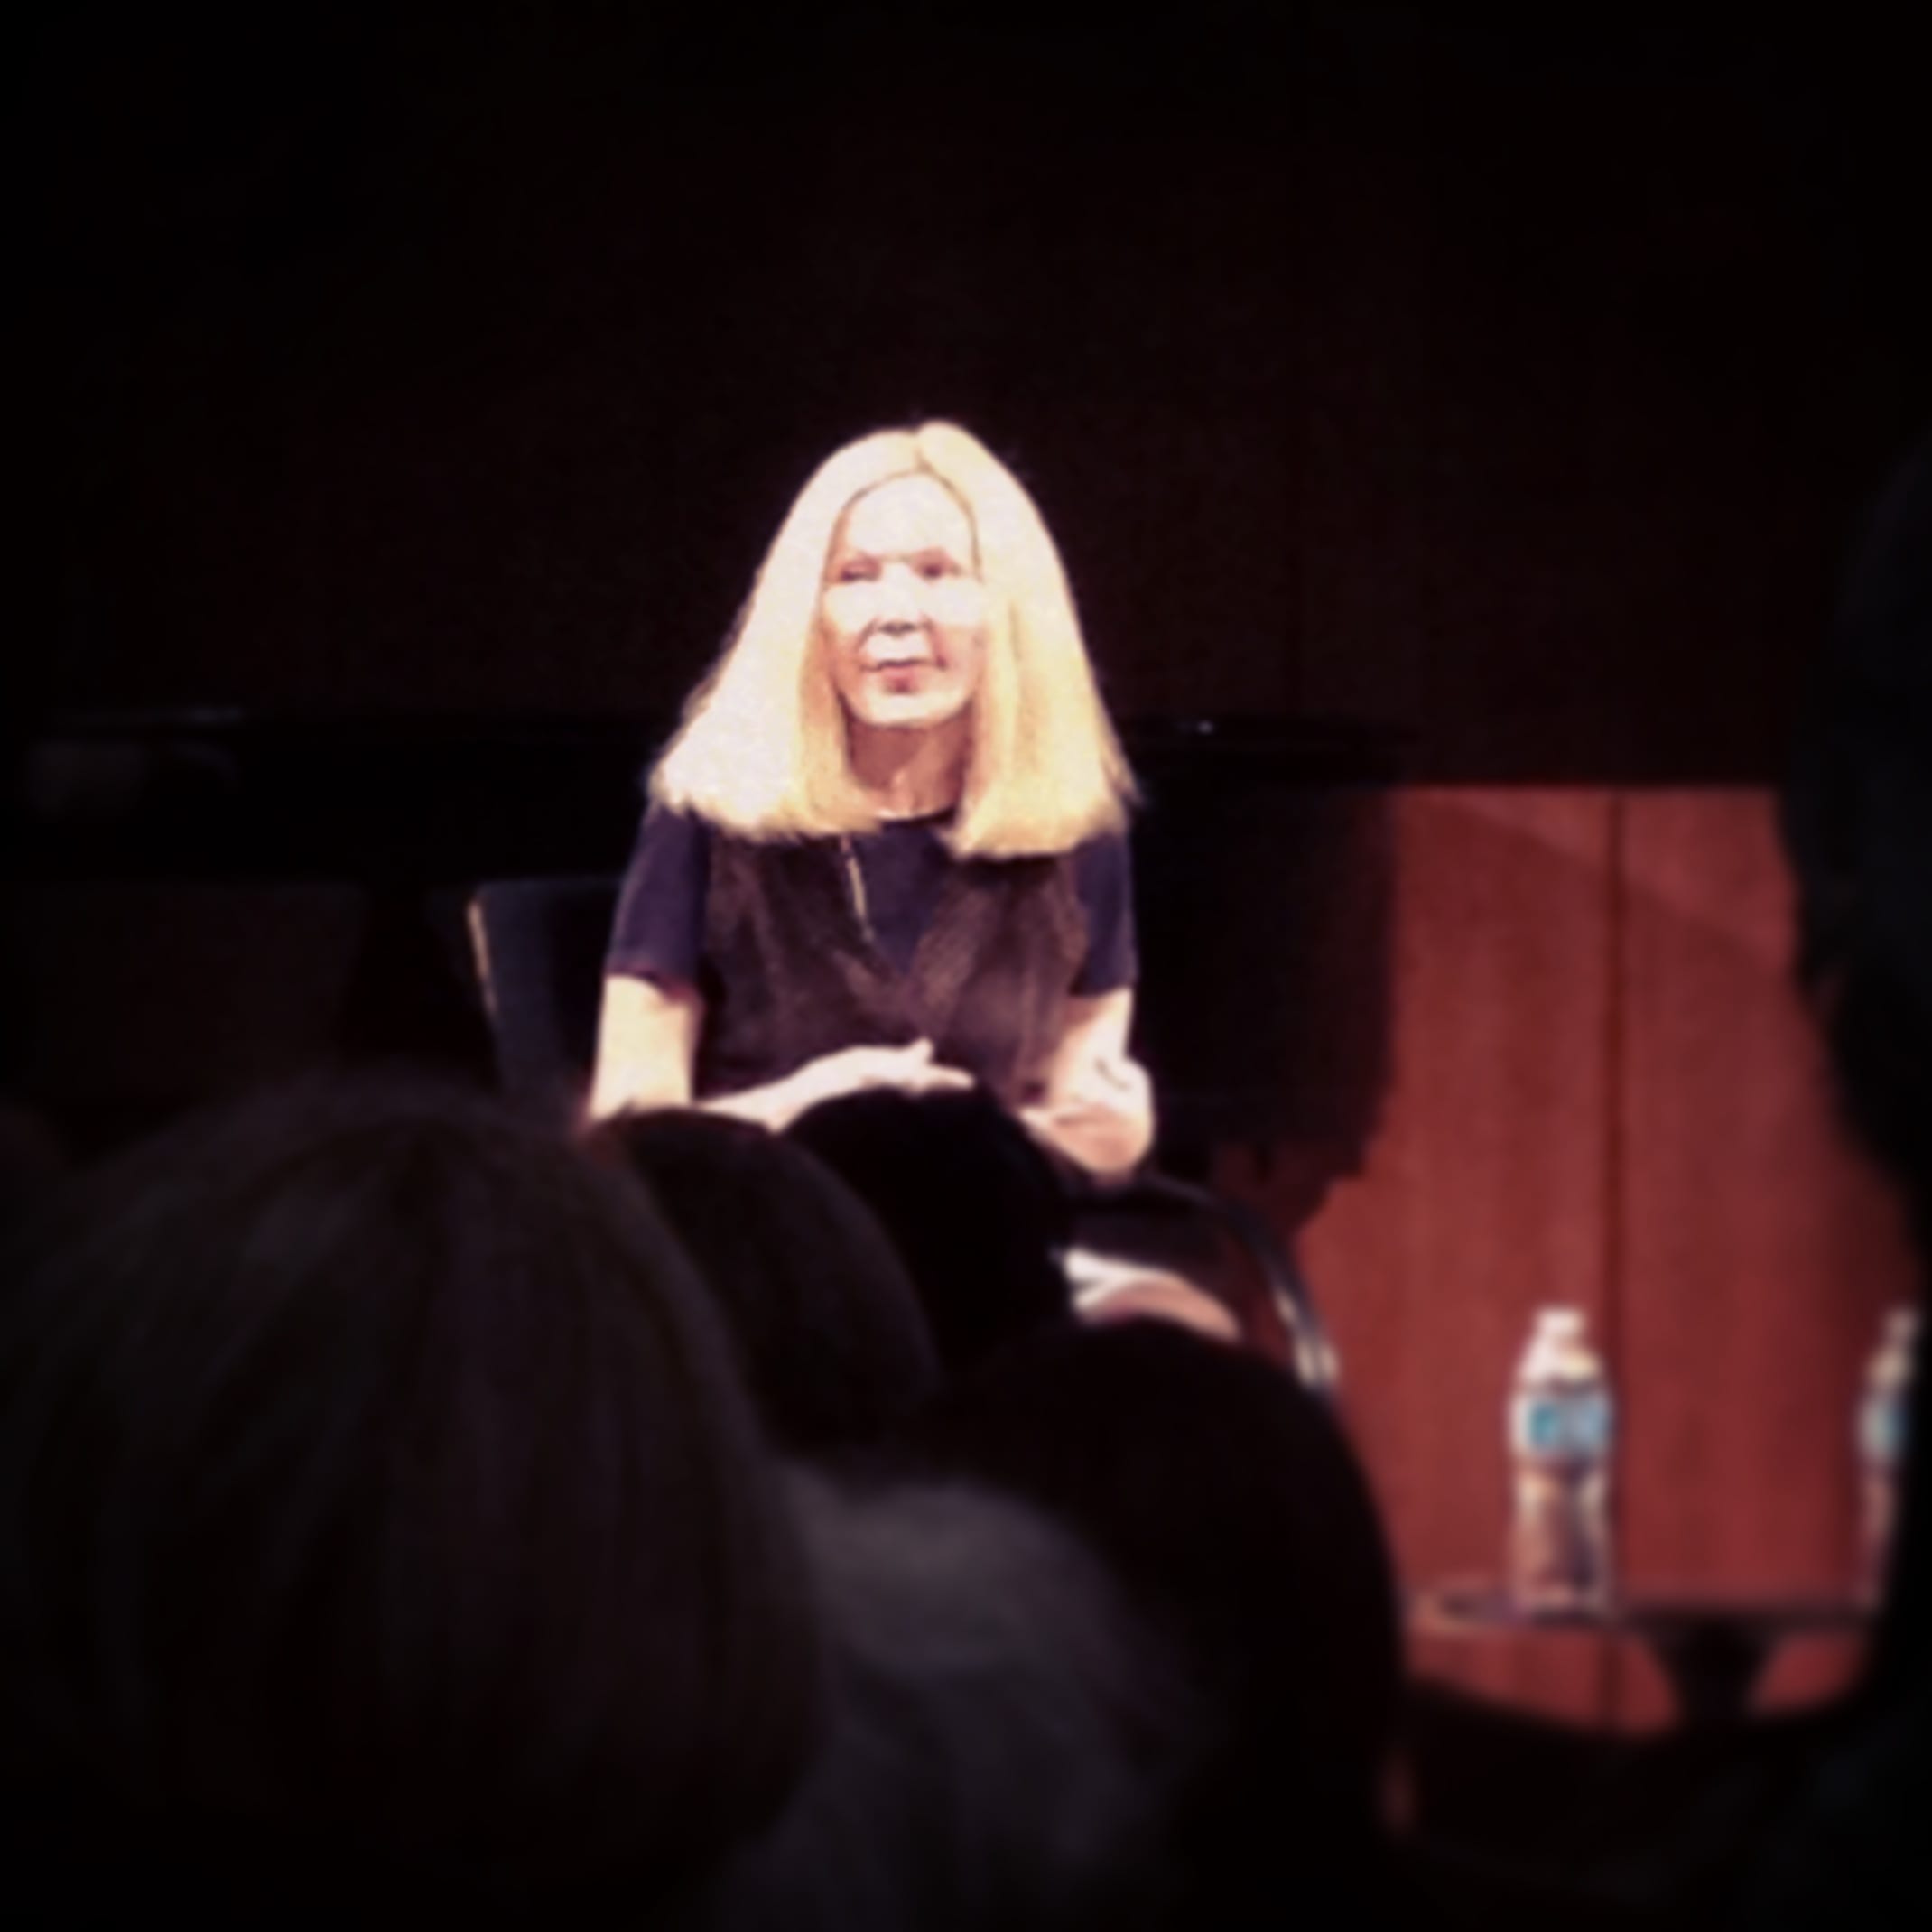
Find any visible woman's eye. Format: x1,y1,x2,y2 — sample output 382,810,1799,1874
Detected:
835,562,876,582
918,559,953,580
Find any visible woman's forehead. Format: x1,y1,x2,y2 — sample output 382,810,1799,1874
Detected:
833,474,976,558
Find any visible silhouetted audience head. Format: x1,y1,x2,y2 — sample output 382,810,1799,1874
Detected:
0,1073,819,1922
1783,430,1932,1233
897,1320,1402,1923
0,1097,66,1241
1781,427,1932,1720
1717,434,1932,1925
787,1088,1075,1373
587,1108,941,1454
685,1468,1205,1932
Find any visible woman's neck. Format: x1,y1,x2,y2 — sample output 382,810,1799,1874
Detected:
846,715,971,819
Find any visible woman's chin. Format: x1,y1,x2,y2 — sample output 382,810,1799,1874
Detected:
848,692,973,735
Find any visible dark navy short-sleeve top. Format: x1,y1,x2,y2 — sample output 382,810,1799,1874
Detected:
606,804,1138,996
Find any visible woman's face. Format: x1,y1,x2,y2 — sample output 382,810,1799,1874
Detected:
819,475,990,734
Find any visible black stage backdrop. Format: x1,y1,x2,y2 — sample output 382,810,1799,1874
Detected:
10,6,1931,781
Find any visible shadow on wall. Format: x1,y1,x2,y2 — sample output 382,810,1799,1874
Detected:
1266,787,1917,1729
1134,751,1396,1221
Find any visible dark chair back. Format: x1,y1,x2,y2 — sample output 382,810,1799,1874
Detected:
466,876,621,1129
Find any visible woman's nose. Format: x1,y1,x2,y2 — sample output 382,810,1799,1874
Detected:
872,563,924,625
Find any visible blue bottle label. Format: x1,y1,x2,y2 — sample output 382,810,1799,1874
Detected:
1511,1389,1613,1460
1860,1392,1906,1467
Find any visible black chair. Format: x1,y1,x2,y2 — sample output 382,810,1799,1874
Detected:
464,874,1339,1397
465,877,618,1132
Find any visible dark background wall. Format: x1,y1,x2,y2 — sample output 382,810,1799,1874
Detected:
13,6,1929,777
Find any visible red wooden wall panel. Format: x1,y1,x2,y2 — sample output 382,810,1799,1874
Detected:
1221,787,1918,1731
1613,793,1914,1722
1226,788,1620,1721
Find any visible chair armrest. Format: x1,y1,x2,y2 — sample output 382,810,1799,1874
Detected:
1065,1166,1342,1399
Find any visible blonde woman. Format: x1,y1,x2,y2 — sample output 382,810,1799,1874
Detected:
589,422,1156,1183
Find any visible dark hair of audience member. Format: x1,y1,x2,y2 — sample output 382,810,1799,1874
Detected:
585,1108,941,1455
786,1088,1076,1374
682,1468,1208,1932
1782,432,1932,1249
1779,428,1932,1708
0,1073,821,1922
0,1096,67,1243
896,1319,1403,1924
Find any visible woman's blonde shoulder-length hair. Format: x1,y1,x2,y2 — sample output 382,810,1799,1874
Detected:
650,422,1138,858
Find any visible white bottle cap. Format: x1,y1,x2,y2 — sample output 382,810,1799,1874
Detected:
1535,1306,1588,1339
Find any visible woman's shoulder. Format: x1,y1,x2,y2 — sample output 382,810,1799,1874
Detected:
639,800,831,862
1071,822,1131,860
628,799,717,868
1068,826,1131,895
645,787,845,857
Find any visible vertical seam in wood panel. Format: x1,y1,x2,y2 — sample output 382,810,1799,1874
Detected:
1602,787,1629,1725
1283,108,1305,717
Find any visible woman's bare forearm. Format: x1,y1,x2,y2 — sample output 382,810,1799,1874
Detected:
1017,1093,1154,1181
593,993,971,1135
692,1070,819,1132
587,974,701,1122
1022,988,1156,1179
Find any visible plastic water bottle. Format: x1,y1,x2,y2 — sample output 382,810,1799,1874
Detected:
1856,1307,1918,1602
1507,1306,1615,1614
